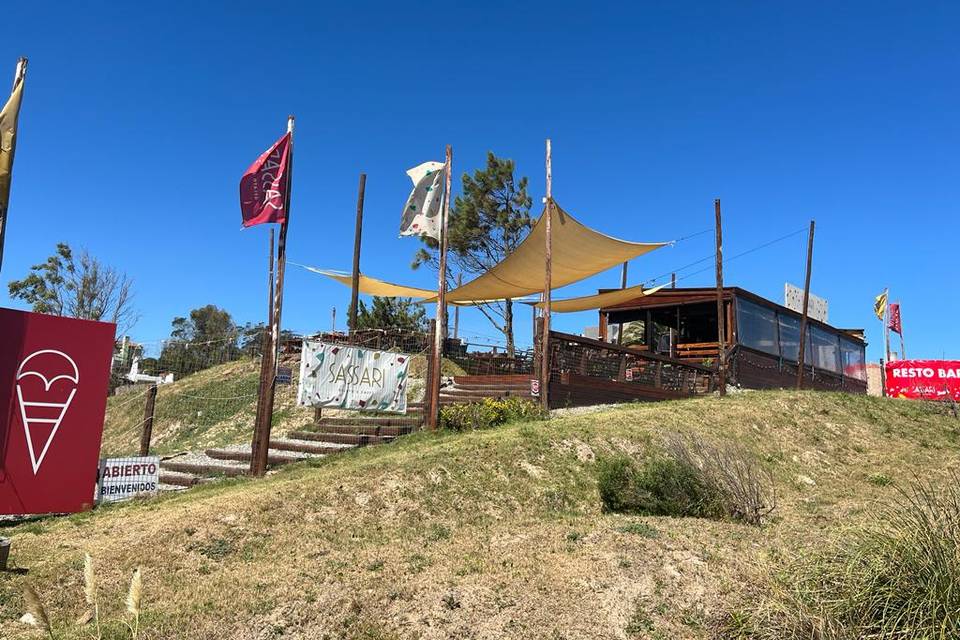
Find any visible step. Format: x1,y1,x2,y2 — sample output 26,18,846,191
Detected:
315,416,422,428
161,456,249,478
288,431,392,446
205,448,313,466
158,469,205,487
314,423,415,437
269,438,349,455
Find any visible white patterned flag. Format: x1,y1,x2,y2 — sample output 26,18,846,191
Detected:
399,161,444,240
297,341,410,413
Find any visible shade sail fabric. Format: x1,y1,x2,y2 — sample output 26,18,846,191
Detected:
439,202,667,303
524,283,666,313
294,264,436,299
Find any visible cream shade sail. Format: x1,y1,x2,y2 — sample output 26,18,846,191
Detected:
293,264,436,299
439,202,668,303
524,283,666,313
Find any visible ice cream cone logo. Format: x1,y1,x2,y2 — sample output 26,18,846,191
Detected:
15,350,80,474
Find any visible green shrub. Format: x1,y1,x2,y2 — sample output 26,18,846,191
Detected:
439,397,546,431
597,454,723,518
598,434,776,524
727,473,960,639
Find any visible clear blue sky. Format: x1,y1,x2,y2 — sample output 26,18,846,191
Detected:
1,2,956,360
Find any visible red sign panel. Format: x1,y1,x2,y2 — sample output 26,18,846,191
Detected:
0,308,116,515
885,360,960,401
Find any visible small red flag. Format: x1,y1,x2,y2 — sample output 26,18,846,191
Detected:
239,132,291,228
888,302,902,335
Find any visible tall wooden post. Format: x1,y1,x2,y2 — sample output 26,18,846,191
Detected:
714,199,726,396
426,146,452,430
616,261,627,345
251,115,295,477
138,384,158,457
796,220,815,389
453,273,462,339
540,139,553,410
348,173,366,331
267,229,275,330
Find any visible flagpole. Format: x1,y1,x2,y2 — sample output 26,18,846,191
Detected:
427,145,452,430
884,287,891,362
898,302,906,359
540,138,553,411
0,56,28,276
251,115,294,476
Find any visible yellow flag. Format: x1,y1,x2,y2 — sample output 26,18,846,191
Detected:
0,58,26,271
874,290,888,321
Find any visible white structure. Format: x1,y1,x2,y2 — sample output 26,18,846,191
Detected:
784,283,828,323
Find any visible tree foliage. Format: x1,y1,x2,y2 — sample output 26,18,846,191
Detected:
412,153,533,354
158,305,240,376
8,242,138,334
356,297,426,332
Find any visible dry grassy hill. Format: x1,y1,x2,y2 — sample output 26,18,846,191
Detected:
2,391,958,639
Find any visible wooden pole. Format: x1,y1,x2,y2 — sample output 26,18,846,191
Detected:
540,139,553,410
251,115,295,476
268,228,275,330
0,57,27,276
796,220,815,389
671,273,676,288
714,199,726,396
616,261,627,345
453,273,462,339
427,146,452,430
138,384,158,456
348,173,366,332
331,306,336,332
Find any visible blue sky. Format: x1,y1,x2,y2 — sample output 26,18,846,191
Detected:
1,2,957,360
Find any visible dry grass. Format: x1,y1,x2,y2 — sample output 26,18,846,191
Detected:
1,391,958,639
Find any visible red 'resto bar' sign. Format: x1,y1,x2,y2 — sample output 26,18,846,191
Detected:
0,308,115,515
885,359,960,401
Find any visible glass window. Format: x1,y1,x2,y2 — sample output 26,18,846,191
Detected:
737,299,779,355
840,337,867,381
810,326,840,373
778,314,800,361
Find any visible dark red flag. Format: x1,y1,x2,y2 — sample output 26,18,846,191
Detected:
888,302,902,335
239,132,291,227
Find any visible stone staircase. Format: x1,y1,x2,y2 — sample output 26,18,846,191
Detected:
157,404,425,488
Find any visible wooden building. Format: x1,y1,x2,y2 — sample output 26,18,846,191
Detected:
597,287,868,394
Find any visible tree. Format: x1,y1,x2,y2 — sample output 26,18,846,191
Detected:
356,297,426,332
158,305,240,376
412,153,533,355
8,242,138,334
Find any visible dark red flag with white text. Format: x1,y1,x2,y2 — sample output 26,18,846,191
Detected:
888,303,902,335
239,132,291,227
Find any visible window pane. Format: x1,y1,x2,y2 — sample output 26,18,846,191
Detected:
778,314,800,361
840,337,867,381
811,326,840,373
738,300,779,355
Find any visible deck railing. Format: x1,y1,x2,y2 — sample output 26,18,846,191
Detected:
548,331,716,396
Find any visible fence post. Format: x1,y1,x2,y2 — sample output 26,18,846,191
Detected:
425,320,438,430
139,384,158,457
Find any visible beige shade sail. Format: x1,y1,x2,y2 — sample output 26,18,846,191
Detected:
524,283,667,313
437,202,668,303
293,264,437,299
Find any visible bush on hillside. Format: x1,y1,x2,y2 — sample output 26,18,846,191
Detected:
598,433,776,524
726,473,960,639
440,397,546,431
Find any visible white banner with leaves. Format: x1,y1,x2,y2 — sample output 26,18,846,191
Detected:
296,340,410,413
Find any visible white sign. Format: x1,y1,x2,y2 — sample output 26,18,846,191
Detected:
297,341,411,413
98,456,160,503
784,283,828,323
530,378,541,397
